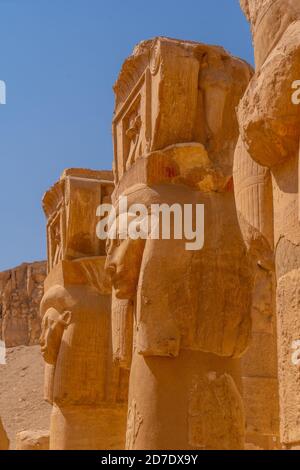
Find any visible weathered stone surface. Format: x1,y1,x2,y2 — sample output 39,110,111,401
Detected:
40,168,128,450
238,0,300,448
15,430,49,450
233,137,280,449
111,37,253,358
238,0,300,169
242,377,279,437
0,262,46,347
188,373,245,450
43,168,114,271
106,37,253,450
277,270,300,445
0,417,9,450
4,11,300,450
240,0,300,69
111,293,133,370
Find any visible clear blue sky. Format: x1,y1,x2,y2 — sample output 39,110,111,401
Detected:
0,0,253,271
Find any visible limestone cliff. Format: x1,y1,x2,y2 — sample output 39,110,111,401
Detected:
0,262,46,347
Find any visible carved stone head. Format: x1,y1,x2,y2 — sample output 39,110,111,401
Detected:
39,307,71,364
112,37,252,186
107,38,253,359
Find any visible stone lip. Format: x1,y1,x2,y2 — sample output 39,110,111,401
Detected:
60,168,113,181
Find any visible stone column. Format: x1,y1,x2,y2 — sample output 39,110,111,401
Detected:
234,137,280,449
238,0,300,449
40,169,128,450
106,37,253,450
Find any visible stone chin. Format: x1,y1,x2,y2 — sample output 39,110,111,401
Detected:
40,333,61,365
111,273,138,300
114,285,136,300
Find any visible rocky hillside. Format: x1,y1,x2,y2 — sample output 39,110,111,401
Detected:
0,262,46,347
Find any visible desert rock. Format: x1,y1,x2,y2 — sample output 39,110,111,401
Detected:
15,430,49,450
0,262,46,347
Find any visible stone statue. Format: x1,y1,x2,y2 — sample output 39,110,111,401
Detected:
106,37,253,449
40,168,128,450
238,0,300,449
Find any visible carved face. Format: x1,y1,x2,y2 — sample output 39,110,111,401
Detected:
39,307,71,364
105,215,146,300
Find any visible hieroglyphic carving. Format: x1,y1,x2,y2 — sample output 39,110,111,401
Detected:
113,37,251,184
188,373,244,450
126,399,143,450
43,169,114,271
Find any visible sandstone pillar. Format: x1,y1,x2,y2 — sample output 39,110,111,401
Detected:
106,37,253,450
40,169,128,450
233,138,280,449
238,0,300,449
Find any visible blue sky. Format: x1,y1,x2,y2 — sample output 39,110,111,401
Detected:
0,0,253,271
